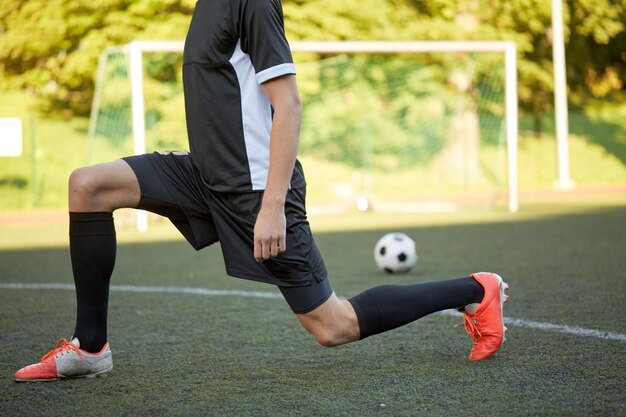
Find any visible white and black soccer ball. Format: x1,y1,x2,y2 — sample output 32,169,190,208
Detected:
373,233,418,274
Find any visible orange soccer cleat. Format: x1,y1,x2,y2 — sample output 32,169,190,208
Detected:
464,272,509,361
14,338,112,382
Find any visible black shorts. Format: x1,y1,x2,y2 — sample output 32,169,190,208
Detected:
122,151,333,314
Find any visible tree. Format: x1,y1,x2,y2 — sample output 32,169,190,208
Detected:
566,0,626,102
0,0,194,115
1,0,624,120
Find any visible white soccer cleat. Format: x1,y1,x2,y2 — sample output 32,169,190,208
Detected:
14,338,112,382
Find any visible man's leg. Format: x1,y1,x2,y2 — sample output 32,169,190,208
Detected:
68,160,141,352
296,273,508,360
14,159,140,382
296,276,482,345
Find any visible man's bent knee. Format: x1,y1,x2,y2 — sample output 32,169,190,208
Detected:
68,167,100,208
297,296,361,347
68,160,140,212
310,329,349,348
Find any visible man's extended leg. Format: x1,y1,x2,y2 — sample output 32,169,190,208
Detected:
14,159,140,381
296,273,508,360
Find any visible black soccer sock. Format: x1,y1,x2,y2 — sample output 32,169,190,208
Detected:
69,211,116,353
348,277,484,339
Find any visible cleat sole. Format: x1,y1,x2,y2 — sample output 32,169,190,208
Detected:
62,367,112,380
16,368,112,383
14,377,58,383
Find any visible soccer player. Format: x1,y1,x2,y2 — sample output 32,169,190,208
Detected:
14,0,508,382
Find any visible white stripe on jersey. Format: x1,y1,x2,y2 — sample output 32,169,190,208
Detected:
229,40,272,190
256,62,296,84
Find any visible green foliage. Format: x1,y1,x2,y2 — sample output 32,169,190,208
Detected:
0,0,624,124
299,55,459,169
567,0,626,101
284,0,625,115
0,0,194,115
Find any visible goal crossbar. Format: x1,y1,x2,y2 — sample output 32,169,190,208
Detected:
124,40,519,231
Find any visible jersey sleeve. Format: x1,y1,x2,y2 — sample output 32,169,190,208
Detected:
239,0,296,84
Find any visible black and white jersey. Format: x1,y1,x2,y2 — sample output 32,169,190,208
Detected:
183,0,305,192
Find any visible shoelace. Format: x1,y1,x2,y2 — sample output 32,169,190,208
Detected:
463,314,482,342
40,338,84,362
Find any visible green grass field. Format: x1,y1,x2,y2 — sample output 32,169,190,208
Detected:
1,201,625,416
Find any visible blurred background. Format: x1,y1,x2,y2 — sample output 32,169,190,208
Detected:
0,0,624,213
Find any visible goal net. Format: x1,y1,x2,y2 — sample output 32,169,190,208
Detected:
87,41,518,226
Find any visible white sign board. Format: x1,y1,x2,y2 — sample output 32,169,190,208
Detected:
0,118,23,157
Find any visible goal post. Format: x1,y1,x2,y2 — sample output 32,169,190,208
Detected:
87,40,185,231
89,40,519,231
287,41,518,213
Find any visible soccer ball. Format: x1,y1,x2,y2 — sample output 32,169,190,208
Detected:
373,233,418,274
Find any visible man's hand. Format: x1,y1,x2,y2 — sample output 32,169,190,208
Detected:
253,201,287,262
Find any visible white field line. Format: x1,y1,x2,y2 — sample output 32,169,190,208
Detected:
2,282,626,343
0,282,283,300
438,310,626,342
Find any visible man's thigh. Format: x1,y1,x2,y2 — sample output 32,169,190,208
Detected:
69,159,141,212
212,188,334,313
122,151,219,250
278,276,334,314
